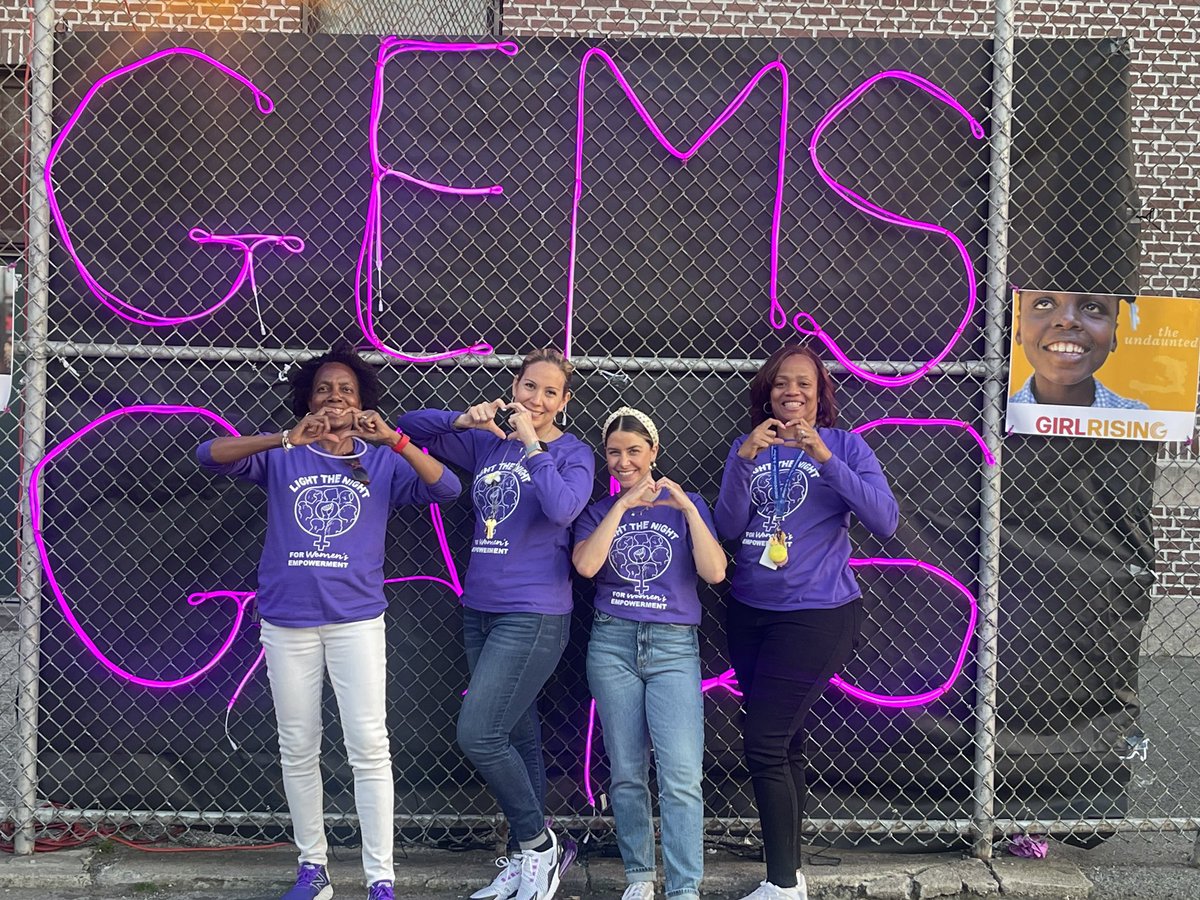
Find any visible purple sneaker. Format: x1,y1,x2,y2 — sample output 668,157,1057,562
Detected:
368,880,395,900
281,862,333,900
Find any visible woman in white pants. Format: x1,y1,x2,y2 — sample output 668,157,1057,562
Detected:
197,347,461,900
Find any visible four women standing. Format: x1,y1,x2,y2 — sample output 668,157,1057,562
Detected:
200,342,898,900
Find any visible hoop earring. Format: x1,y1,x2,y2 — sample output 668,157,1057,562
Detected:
762,401,773,416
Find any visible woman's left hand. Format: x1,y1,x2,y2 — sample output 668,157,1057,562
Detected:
652,476,693,511
788,421,832,464
353,409,401,446
506,402,538,445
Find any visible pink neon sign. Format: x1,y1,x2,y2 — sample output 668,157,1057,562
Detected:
564,48,789,356
187,229,305,336
29,406,248,687
43,48,302,328
354,38,517,362
806,71,986,387
851,416,996,466
31,406,464,693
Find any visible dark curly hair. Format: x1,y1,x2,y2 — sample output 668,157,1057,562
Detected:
748,344,837,430
287,345,384,418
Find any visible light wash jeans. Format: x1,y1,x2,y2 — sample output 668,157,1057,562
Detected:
586,613,704,900
259,615,394,885
458,609,571,843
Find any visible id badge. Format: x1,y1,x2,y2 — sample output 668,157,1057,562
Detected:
758,540,779,570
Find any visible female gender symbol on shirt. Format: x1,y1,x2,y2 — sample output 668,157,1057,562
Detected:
294,485,361,550
472,470,520,538
609,530,672,593
750,464,809,520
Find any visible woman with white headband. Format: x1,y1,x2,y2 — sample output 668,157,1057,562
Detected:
572,408,727,900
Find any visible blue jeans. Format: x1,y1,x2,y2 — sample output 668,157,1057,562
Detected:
458,609,570,843
586,613,704,900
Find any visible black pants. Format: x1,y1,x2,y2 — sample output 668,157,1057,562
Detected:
726,596,862,887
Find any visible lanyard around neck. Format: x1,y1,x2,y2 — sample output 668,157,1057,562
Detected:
769,445,801,528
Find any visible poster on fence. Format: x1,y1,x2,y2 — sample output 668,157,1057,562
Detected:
1006,288,1200,442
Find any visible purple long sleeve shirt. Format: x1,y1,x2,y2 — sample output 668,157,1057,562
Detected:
396,409,595,615
196,437,461,628
714,428,898,612
574,492,718,626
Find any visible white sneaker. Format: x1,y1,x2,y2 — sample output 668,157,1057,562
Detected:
471,854,524,900
514,831,563,900
795,871,808,900
736,880,803,900
621,883,656,900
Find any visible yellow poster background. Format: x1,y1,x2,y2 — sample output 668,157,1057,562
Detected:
1008,290,1200,411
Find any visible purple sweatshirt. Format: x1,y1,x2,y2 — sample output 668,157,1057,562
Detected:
196,438,461,627
574,493,718,626
714,428,898,612
396,409,595,614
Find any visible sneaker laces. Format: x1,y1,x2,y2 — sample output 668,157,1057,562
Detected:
520,851,540,882
368,880,395,900
296,864,324,888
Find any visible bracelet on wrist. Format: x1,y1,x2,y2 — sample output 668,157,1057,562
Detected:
281,432,295,452
391,432,411,454
525,439,549,456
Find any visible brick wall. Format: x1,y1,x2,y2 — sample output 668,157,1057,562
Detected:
0,0,303,63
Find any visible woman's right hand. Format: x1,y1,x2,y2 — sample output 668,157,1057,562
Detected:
454,399,508,438
737,418,788,459
287,412,331,447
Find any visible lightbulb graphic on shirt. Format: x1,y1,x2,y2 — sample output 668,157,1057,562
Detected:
609,529,673,593
294,484,362,551
471,469,520,538
749,463,811,520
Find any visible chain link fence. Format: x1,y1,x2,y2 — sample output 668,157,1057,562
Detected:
2,0,1198,862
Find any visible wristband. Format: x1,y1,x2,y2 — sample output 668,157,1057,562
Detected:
281,432,295,452
525,439,549,456
391,432,411,453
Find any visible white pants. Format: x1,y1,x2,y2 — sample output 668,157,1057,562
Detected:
260,615,394,884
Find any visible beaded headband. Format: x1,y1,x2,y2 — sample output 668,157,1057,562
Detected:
602,407,659,448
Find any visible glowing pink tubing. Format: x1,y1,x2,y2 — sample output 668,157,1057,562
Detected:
851,417,996,466
44,48,286,327
806,71,986,387
564,49,790,357
187,230,305,336
28,406,249,688
355,38,517,362
836,557,978,707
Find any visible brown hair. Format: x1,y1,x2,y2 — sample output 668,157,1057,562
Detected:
516,347,575,392
748,344,837,429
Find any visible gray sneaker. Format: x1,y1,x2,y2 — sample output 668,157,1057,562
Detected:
471,853,524,900
514,832,562,900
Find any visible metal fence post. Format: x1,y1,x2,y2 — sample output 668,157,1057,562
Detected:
13,0,57,857
972,0,1017,861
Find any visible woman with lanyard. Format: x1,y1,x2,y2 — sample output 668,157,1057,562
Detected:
572,408,726,900
714,344,898,900
197,347,462,900
397,348,594,900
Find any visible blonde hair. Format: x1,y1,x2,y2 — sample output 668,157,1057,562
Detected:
517,347,575,391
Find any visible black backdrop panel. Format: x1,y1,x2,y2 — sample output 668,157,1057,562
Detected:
38,33,1148,830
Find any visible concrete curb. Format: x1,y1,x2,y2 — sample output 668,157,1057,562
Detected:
0,844,1094,898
